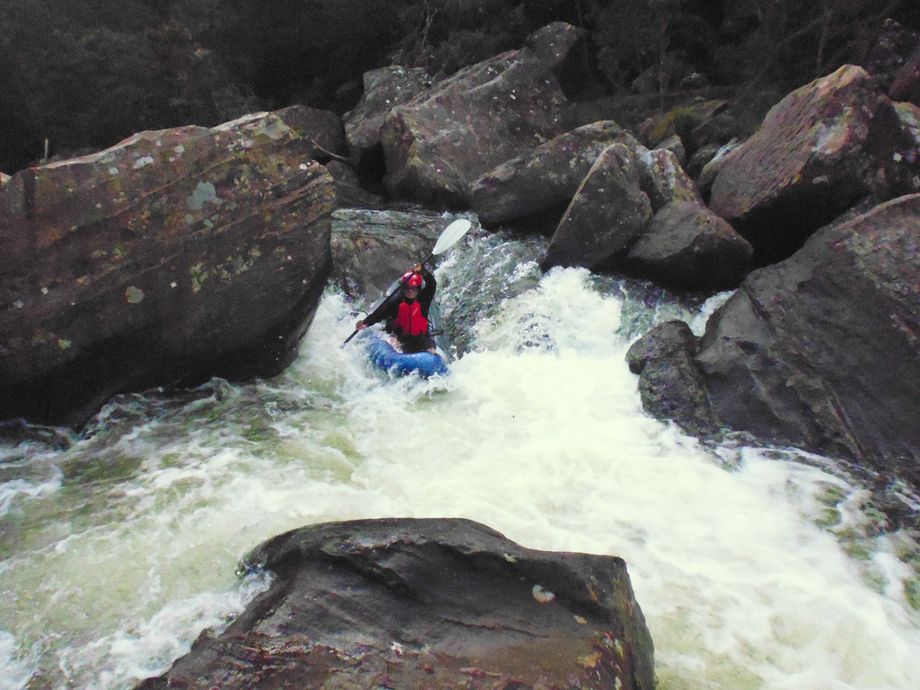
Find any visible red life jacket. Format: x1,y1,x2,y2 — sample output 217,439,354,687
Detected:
394,300,428,336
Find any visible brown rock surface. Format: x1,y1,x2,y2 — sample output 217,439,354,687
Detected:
0,109,335,427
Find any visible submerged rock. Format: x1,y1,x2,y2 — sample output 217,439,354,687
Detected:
0,108,335,428
137,518,655,690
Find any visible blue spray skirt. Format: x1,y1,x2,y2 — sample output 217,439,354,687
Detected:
365,334,449,378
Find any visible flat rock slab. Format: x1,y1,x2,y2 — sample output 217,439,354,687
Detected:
138,518,655,690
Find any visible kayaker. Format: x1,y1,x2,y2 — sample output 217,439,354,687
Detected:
355,264,438,353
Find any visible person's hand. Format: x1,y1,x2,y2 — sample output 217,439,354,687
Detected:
355,320,367,330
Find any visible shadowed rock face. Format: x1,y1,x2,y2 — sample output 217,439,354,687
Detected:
343,65,433,173
137,518,655,690
0,108,335,428
627,195,920,487
696,194,920,478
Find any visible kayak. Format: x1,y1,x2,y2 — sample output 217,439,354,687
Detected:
365,333,449,378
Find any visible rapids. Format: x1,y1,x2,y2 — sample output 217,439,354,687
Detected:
1,213,919,689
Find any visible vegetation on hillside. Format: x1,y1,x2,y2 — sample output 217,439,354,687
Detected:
1,0,917,173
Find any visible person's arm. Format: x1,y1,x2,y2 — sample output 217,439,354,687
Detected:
356,290,400,330
419,266,437,317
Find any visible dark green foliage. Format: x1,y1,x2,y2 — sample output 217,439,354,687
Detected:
0,0,917,173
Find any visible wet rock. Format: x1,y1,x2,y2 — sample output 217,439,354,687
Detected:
330,208,457,304
627,321,719,437
137,518,655,690
0,108,335,428
343,66,432,173
695,194,920,481
380,24,577,208
541,143,652,271
708,65,916,264
471,120,638,229
0,172,10,187
625,201,753,291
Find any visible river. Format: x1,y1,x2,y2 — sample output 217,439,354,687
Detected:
1,213,919,689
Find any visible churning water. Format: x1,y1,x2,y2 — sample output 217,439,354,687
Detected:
1,214,918,689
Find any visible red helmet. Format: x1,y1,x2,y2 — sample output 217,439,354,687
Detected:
403,272,425,289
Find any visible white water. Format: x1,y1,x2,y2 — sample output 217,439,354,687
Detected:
1,230,919,689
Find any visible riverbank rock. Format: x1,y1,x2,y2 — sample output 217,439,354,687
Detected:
694,195,920,482
627,321,719,437
471,120,638,229
0,108,335,428
380,24,578,208
343,66,432,173
137,518,655,690
542,143,652,271
624,201,753,291
708,65,916,264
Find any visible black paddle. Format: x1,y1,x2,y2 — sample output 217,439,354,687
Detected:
342,218,472,346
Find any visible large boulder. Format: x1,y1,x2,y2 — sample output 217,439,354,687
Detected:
343,66,432,173
138,518,655,690
708,65,917,264
380,24,580,208
471,120,638,229
541,143,652,271
0,109,335,428
625,200,753,291
694,194,920,482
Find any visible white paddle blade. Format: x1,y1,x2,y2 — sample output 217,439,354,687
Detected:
431,219,472,255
